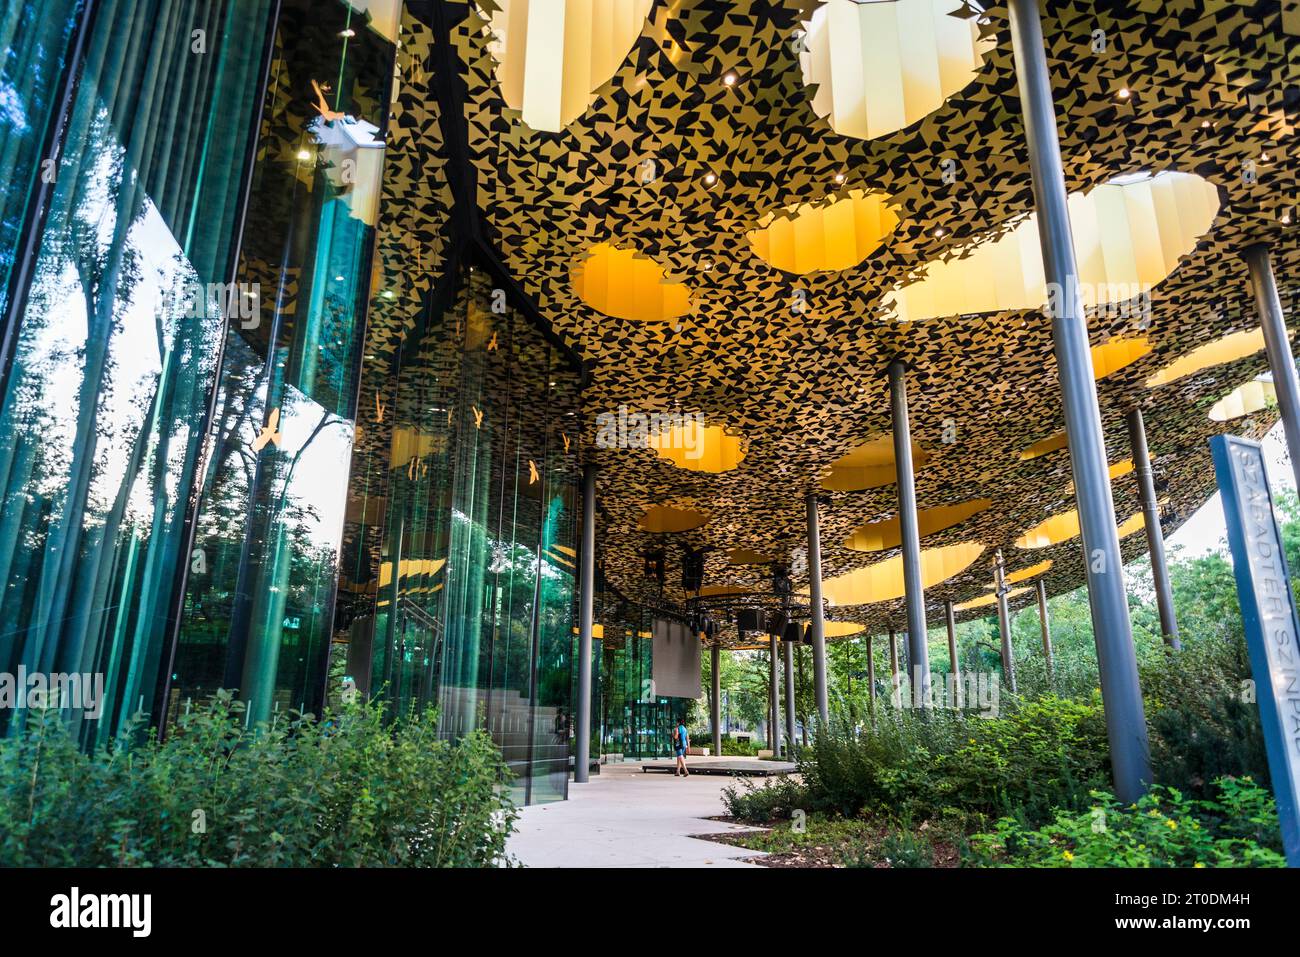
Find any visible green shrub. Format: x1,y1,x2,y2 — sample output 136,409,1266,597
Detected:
0,692,516,867
1140,635,1269,797
798,694,1108,824
968,776,1284,868
721,774,808,823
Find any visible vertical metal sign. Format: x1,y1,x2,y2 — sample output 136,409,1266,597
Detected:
1211,434,1300,866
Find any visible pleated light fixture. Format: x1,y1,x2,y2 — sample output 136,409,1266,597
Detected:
647,424,747,473
1208,377,1277,421
814,541,985,606
572,242,692,323
886,171,1221,321
481,0,654,132
798,0,994,142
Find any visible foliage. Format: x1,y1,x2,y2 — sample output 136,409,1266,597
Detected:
721,774,808,823
0,693,515,867
969,776,1284,868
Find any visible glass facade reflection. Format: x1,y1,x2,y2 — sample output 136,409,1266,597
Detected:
0,0,584,805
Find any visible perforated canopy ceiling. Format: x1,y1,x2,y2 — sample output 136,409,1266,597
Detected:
370,0,1300,644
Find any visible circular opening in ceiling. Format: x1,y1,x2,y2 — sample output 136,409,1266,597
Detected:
983,558,1053,589
955,587,1030,612
844,497,991,552
817,541,985,606
1015,509,1147,549
747,190,900,274
638,505,709,533
1146,329,1265,387
572,243,692,323
647,423,746,473
822,435,931,491
1209,377,1277,421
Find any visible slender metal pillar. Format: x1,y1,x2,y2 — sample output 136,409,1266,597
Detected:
994,549,1016,694
806,493,830,725
1244,243,1300,491
866,636,876,698
945,600,961,709
797,648,808,746
1009,0,1151,802
783,640,796,751
1036,578,1054,676
710,644,721,757
1126,407,1180,649
769,635,780,755
574,464,597,783
889,360,931,707
888,627,901,707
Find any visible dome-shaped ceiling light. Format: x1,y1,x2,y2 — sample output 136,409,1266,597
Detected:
748,190,900,274
637,504,709,533
816,541,984,606
821,435,931,491
844,497,990,552
798,0,994,142
886,171,1221,321
1015,508,1146,549
647,423,746,473
1146,329,1266,387
480,0,654,131
1208,377,1277,422
572,242,692,323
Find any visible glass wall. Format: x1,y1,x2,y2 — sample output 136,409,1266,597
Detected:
164,0,396,727
340,260,582,805
0,0,275,744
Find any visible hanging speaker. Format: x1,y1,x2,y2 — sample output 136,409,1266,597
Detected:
783,619,801,643
802,623,813,645
737,608,765,634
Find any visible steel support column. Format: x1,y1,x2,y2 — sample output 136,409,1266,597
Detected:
1126,407,1180,648
783,640,796,752
574,464,597,783
945,599,961,709
711,644,721,757
1009,0,1151,801
769,635,780,755
1244,243,1300,491
1037,578,1054,676
994,549,1017,694
889,359,930,707
806,493,830,725
889,627,901,707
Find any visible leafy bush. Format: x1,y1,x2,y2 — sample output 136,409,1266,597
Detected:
1140,634,1269,797
0,693,516,867
797,694,1108,825
969,776,1284,868
721,774,808,823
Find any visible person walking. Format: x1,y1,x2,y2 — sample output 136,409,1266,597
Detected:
673,720,689,777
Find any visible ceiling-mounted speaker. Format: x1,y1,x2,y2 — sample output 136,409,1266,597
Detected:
737,608,765,635
683,549,705,592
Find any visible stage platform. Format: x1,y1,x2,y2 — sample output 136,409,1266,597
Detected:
639,757,796,777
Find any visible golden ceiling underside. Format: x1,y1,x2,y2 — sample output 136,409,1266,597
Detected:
363,2,1299,644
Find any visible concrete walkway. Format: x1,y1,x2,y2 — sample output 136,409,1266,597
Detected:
507,763,770,868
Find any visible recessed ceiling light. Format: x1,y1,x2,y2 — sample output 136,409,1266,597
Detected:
704,172,716,185
1201,120,1211,128
723,72,737,86
834,172,846,184
1117,87,1131,99
296,149,311,161
934,227,946,237
340,28,355,38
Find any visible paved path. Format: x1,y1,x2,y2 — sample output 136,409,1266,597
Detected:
507,763,769,868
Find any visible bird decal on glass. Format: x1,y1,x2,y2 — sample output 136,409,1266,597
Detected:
252,407,282,452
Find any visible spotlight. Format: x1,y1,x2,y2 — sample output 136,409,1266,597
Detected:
723,72,737,86
834,172,846,184
704,172,717,185
1117,87,1131,99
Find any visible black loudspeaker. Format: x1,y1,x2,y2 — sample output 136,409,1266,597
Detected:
801,623,813,645
767,611,787,638
783,619,802,643
737,608,766,634
683,549,705,592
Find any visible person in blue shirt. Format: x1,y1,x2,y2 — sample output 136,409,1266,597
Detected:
673,720,689,777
